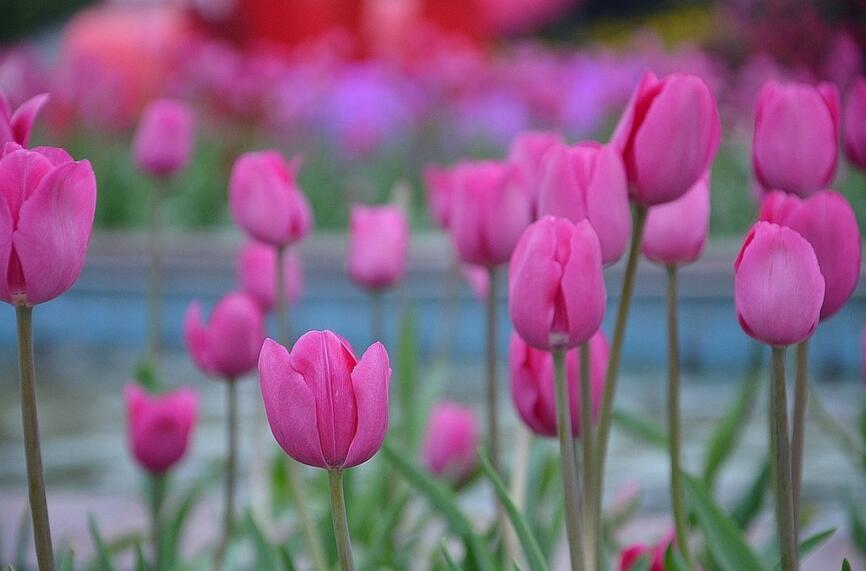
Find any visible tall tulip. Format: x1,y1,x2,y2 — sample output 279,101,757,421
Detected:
421,401,479,486
0,91,48,147
844,77,866,171
237,240,303,312
507,130,564,215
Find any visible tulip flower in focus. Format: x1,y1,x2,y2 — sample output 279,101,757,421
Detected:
752,81,839,197
844,77,866,171
611,71,721,206
508,216,606,351
641,174,710,266
259,331,391,469
237,241,303,312
508,130,564,215
125,384,198,474
422,401,479,485
132,98,195,179
347,204,409,291
0,91,48,147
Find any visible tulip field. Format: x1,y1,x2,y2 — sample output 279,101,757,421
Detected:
3,2,866,571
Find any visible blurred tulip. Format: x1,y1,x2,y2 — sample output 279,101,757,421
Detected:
421,401,479,484
449,160,531,267
509,217,606,351
259,331,391,469
734,222,825,346
844,77,866,171
508,130,564,214
753,81,839,197
347,204,409,290
509,330,607,438
0,144,96,306
759,190,860,320
184,292,265,379
125,384,197,474
619,533,671,571
641,174,710,266
423,163,459,229
461,263,490,300
132,98,195,178
480,0,576,36
237,241,303,312
229,150,312,247
538,142,631,264
0,91,48,147
611,71,720,206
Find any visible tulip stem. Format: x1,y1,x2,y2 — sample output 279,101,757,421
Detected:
579,342,597,570
328,469,356,571
16,306,55,571
485,265,505,540
771,347,798,571
790,339,808,535
150,473,166,570
593,205,647,545
665,265,691,566
147,181,164,369
371,290,384,344
213,379,238,571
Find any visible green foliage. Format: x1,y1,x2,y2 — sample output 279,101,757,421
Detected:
87,515,118,571
730,461,769,530
612,409,669,448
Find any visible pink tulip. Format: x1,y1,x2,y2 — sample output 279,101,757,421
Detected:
229,150,312,247
132,98,195,178
619,533,672,571
759,190,860,320
125,384,197,474
449,160,532,267
508,130,564,214
734,222,825,346
184,292,266,379
462,264,490,300
538,142,631,264
259,331,391,469
421,401,479,484
509,330,608,438
611,71,721,206
423,163,459,229
0,144,96,306
347,204,409,291
509,217,606,351
844,77,866,170
0,91,48,147
753,81,840,197
236,241,303,312
641,174,710,266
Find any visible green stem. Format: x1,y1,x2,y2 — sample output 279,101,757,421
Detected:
790,340,808,535
150,473,166,571
371,290,384,345
771,347,798,571
579,342,597,571
485,267,501,479
213,379,238,571
553,349,586,571
328,470,356,571
16,306,55,571
148,182,164,368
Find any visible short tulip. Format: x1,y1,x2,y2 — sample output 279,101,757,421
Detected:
508,130,564,213
734,222,825,346
184,292,266,379
753,81,840,197
844,77,866,170
347,204,409,291
125,384,197,474
509,217,606,351
421,401,479,485
132,98,195,178
611,71,721,206
0,91,48,148
641,174,710,266
259,331,391,469
237,240,303,312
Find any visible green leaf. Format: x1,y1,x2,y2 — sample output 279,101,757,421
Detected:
59,549,75,571
664,546,689,571
682,474,764,571
764,528,836,569
88,515,118,571
359,489,409,571
246,512,277,571
613,409,669,448
277,545,298,571
731,461,769,530
133,542,149,571
397,310,417,441
158,480,205,570
849,502,866,553
133,360,161,392
440,543,462,571
842,559,852,571
477,449,550,571
629,555,652,571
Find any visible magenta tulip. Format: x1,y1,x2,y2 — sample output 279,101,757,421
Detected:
347,204,409,291
844,77,866,170
0,92,48,148
734,222,825,346
421,401,479,485
753,81,840,197
184,292,266,379
611,71,721,206
538,142,631,264
449,160,532,267
641,174,710,266
236,240,303,312
508,130,564,213
132,98,195,178
0,144,97,306
509,216,606,351
759,190,861,320
509,330,608,438
229,150,312,247
258,331,391,469
423,164,459,229
125,384,197,474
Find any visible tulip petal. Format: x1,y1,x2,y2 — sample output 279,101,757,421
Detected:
585,144,631,264
344,342,391,467
538,145,588,223
0,149,53,223
610,71,659,154
0,189,13,304
183,302,215,376
10,94,48,147
560,220,606,345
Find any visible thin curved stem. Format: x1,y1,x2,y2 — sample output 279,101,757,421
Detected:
150,473,166,570
771,347,798,571
485,267,501,477
371,290,384,345
147,182,164,368
790,339,808,535
579,342,597,571
328,470,356,571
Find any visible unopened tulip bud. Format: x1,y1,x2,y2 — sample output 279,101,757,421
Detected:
642,174,710,266
421,401,479,485
237,241,303,312
347,204,409,290
132,98,195,178
125,384,197,474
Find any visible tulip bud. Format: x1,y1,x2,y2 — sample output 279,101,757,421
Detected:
538,142,631,264
0,91,48,148
734,222,825,346
347,204,409,291
507,130,564,214
184,292,266,379
509,217,606,351
641,174,710,266
236,241,303,312
753,81,840,197
132,98,195,178
844,77,866,170
611,71,721,206
0,144,96,306
421,401,479,485
423,164,459,229
449,160,532,267
259,331,391,469
509,330,608,438
125,384,197,474
229,150,313,247
759,190,860,320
